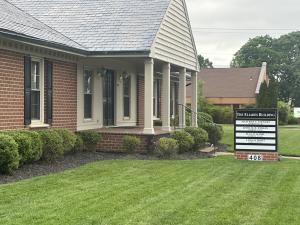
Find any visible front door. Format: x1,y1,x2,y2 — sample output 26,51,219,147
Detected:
103,70,115,126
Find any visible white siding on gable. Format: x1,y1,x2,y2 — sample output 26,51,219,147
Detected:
152,0,198,71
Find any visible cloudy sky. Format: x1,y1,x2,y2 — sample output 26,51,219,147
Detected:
186,0,300,67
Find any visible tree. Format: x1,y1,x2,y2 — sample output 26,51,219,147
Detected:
198,54,213,69
231,31,300,104
256,79,278,108
256,81,268,108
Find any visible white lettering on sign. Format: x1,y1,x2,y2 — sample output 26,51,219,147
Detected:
235,109,277,153
236,145,276,151
236,133,276,138
236,139,276,144
236,126,276,132
236,120,276,126
248,154,263,161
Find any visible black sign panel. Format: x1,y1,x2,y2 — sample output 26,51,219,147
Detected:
234,109,278,152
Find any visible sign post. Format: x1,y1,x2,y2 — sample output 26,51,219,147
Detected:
234,109,279,161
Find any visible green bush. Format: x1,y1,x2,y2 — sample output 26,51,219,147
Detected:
39,130,64,161
73,134,84,152
288,115,298,125
208,106,233,124
278,101,289,125
154,137,178,159
8,132,32,165
184,127,208,150
0,134,20,174
198,112,214,125
77,130,102,151
123,136,141,153
54,129,77,153
20,131,43,162
201,124,224,145
171,130,194,153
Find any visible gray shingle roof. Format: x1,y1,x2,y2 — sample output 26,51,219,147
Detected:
5,0,171,53
0,0,84,49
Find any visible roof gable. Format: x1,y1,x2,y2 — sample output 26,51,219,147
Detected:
7,0,171,52
151,0,198,71
199,67,263,98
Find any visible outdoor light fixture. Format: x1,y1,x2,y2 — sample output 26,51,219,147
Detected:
97,67,107,77
120,71,129,81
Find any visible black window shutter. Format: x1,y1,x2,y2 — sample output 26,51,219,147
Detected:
45,60,53,123
24,56,31,126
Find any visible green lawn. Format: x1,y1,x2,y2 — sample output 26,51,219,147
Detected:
221,125,300,156
1,157,300,225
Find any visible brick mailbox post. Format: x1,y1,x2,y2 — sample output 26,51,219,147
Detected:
234,109,279,161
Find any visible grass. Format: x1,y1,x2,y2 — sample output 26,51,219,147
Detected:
0,157,300,225
220,125,300,156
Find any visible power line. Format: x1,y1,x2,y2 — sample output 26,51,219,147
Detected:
192,27,299,31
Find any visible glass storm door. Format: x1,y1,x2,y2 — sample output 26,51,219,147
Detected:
103,70,115,126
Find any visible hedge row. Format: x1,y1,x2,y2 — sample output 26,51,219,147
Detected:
0,129,102,174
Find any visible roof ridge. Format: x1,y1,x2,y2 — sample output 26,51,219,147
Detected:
3,0,86,49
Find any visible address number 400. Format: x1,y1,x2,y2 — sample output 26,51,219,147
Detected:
247,154,263,161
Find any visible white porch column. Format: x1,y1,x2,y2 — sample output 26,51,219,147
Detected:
143,58,155,134
191,71,198,127
161,62,171,131
178,68,186,128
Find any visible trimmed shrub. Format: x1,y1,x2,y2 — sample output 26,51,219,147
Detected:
171,130,194,153
154,137,178,159
54,129,77,153
201,124,224,145
198,112,213,125
21,131,43,162
288,115,298,125
39,130,64,161
8,132,32,165
123,136,141,153
208,106,233,124
73,134,84,152
184,127,208,150
77,130,102,151
0,134,19,174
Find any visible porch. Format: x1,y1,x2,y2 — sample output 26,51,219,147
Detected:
76,57,198,136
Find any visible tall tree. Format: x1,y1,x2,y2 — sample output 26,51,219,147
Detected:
198,54,213,69
231,31,300,104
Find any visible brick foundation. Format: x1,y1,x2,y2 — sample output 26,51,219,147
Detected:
97,133,170,153
235,151,279,161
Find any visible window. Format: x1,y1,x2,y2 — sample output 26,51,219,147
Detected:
123,75,131,118
170,82,178,118
84,70,93,119
30,59,44,123
153,79,161,118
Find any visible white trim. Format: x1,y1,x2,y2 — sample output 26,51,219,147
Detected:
255,62,267,94
30,57,45,126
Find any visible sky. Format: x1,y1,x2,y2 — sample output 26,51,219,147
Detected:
185,0,300,68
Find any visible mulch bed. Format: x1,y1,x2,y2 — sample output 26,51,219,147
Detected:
0,151,209,185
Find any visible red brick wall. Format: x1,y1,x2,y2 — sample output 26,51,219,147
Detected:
137,75,144,127
235,151,279,161
0,49,24,130
0,49,77,131
96,132,170,153
51,60,77,131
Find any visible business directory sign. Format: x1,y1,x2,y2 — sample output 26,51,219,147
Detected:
234,109,278,152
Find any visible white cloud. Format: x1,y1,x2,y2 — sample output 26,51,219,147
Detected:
186,0,300,67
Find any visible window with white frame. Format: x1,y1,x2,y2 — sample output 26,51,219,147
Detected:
153,79,161,118
84,70,93,119
31,58,44,123
123,75,131,118
170,82,178,118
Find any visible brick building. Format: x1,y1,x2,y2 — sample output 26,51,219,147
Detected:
187,63,269,109
0,0,199,151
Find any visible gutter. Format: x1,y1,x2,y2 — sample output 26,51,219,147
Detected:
0,30,151,58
